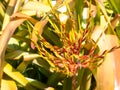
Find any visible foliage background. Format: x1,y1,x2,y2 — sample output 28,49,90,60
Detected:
0,0,120,90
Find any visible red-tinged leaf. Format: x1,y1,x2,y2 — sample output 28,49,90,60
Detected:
31,42,36,50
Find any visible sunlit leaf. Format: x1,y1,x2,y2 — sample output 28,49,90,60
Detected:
3,62,35,90
8,37,19,44
1,79,17,90
21,1,51,16
92,25,120,90
45,87,55,90
0,13,27,84
69,29,76,43
0,12,38,84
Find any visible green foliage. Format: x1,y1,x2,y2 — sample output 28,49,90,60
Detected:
42,26,63,47
63,77,72,90
108,0,120,14
75,0,84,31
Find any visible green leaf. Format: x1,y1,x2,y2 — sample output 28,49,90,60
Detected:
115,26,120,40
76,68,85,90
65,18,73,33
0,2,5,22
95,0,115,34
47,72,66,86
75,0,84,16
0,12,28,84
108,0,120,13
42,26,63,47
75,0,84,31
94,4,100,25
17,61,30,72
26,78,47,90
77,68,92,90
3,62,36,90
5,50,40,61
32,60,52,78
12,35,30,43
33,58,50,71
63,77,72,90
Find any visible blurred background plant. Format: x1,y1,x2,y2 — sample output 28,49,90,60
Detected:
0,0,120,90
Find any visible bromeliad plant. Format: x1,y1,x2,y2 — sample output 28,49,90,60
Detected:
28,0,114,89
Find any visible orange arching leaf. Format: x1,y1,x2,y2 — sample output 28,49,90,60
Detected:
31,19,48,49
10,12,38,24
92,26,119,54
0,15,26,85
92,25,120,90
111,14,120,30
0,12,38,85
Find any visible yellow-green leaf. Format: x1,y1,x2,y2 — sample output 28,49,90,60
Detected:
3,62,35,90
1,79,17,90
